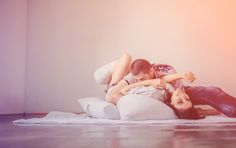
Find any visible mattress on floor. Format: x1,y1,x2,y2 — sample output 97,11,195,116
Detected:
13,111,236,125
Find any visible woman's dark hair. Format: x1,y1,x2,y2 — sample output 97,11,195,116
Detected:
165,93,204,120
171,106,205,120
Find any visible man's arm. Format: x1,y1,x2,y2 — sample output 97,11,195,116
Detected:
120,72,195,95
161,72,196,83
120,79,164,95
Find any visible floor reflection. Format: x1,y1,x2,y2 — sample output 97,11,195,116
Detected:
102,124,236,148
2,115,236,148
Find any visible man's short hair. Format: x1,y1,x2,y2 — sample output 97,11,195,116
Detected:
131,59,152,76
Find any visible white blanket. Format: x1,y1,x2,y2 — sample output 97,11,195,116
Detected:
13,111,236,125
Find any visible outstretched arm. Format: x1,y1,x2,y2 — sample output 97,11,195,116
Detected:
121,72,196,94
121,72,195,95
161,72,196,83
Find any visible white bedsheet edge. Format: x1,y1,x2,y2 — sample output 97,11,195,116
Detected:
13,111,236,125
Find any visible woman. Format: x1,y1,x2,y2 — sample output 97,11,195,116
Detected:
166,86,236,119
121,75,236,119
105,55,234,119
119,58,236,119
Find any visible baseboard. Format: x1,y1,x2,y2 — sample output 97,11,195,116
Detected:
0,113,25,116
0,112,47,116
0,112,83,116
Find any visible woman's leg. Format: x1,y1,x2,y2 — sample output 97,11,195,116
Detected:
185,86,236,117
108,53,132,87
105,53,132,104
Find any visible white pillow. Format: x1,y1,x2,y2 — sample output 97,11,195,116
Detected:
77,97,120,120
117,94,177,120
94,60,117,85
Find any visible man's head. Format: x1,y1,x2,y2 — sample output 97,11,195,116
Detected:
130,59,155,81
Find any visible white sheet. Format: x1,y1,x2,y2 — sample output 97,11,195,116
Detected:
13,111,236,125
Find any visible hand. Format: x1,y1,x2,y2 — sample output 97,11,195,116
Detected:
171,88,188,99
151,79,166,89
183,72,196,83
120,87,129,95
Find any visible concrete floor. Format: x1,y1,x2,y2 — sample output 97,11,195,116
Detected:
1,115,236,148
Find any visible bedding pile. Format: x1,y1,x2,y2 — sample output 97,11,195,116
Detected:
13,111,236,125
14,61,236,125
14,95,236,125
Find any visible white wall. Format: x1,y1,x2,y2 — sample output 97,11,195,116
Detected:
0,0,233,113
0,0,28,114
25,0,98,113
24,0,236,113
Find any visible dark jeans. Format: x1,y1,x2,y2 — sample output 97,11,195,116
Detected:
185,86,236,117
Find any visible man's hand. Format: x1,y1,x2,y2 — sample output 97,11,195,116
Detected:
183,72,196,83
150,79,166,89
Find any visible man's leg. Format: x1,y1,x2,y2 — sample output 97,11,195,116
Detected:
185,86,236,117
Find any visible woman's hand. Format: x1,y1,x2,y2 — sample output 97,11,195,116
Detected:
171,88,188,100
183,72,196,83
172,88,182,99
